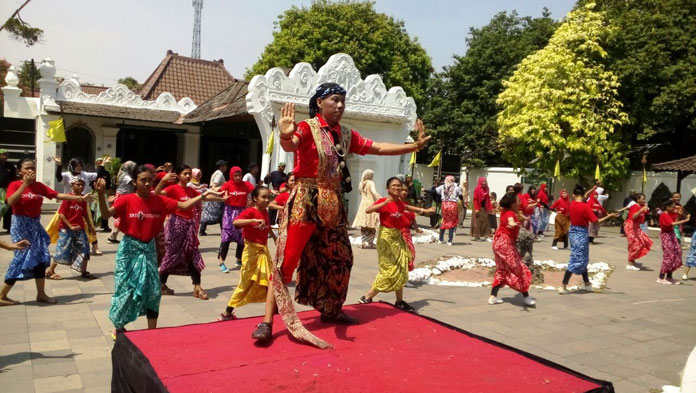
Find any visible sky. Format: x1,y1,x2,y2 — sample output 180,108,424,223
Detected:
1,0,576,88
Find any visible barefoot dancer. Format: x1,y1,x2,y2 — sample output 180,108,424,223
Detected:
155,166,209,300
0,158,90,306
624,193,652,271
657,201,690,285
218,186,277,320
96,167,211,340
252,83,430,346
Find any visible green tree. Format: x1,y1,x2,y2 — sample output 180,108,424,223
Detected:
0,0,43,46
422,10,557,167
580,0,696,163
245,0,432,107
17,60,41,97
496,4,629,187
118,77,140,91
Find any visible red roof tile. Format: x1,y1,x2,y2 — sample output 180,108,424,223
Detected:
138,50,235,105
652,155,696,173
80,85,109,95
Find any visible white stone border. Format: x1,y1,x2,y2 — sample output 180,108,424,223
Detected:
350,228,439,246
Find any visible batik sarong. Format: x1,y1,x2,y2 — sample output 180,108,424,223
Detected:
538,207,550,233
492,232,532,293
159,214,205,275
589,211,604,238
440,201,458,230
53,228,90,272
567,225,590,274
659,231,683,274
6,215,50,281
227,241,272,308
200,201,224,225
687,231,696,268
554,213,570,241
109,235,160,329
220,205,244,243
624,219,652,261
372,226,413,292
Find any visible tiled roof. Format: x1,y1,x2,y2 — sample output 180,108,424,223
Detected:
80,85,109,95
652,155,696,173
139,50,235,105
179,80,249,123
48,101,181,123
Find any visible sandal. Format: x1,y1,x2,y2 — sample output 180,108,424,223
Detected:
218,312,236,321
81,271,97,280
193,289,209,300
45,272,63,280
0,297,20,306
160,285,174,296
251,322,272,342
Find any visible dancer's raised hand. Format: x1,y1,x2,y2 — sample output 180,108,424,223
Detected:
279,103,297,139
414,119,431,150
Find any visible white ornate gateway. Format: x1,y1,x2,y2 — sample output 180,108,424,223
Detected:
246,53,417,220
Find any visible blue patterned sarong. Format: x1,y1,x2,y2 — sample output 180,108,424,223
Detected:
53,228,90,272
687,231,696,268
109,235,161,329
567,225,590,274
6,215,50,281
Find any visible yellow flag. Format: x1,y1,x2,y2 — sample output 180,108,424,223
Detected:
409,151,416,166
642,167,647,183
554,159,561,178
595,163,601,181
428,151,441,168
265,130,274,155
46,118,66,143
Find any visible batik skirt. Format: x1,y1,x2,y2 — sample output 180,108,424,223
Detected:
6,215,51,281
589,211,603,238
554,213,570,241
109,235,160,329
220,205,244,244
538,206,550,233
492,232,532,293
200,201,224,225
372,226,413,293
159,214,205,276
440,201,458,230
53,228,90,272
567,225,590,275
624,219,652,261
227,241,272,308
687,231,696,268
659,231,683,274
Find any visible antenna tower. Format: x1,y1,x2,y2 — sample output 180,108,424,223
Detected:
191,0,203,58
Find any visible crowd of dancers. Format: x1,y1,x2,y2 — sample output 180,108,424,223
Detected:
1,83,695,349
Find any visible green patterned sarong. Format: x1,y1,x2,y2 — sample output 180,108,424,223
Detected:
109,235,161,329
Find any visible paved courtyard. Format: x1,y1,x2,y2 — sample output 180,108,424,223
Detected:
0,213,694,393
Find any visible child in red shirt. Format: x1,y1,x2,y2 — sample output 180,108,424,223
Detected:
47,178,97,279
657,200,690,284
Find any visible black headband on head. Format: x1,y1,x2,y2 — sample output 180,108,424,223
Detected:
309,83,347,118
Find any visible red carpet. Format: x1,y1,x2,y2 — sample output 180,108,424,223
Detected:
112,303,612,393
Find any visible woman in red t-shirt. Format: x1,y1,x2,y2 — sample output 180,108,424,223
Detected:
155,165,208,300
219,186,277,326
624,193,653,271
359,177,431,312
96,166,211,340
657,201,690,284
550,189,571,249
0,158,89,306
47,178,97,280
489,192,535,306
214,166,255,272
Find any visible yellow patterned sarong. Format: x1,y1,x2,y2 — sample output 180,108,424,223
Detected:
227,241,272,308
372,226,412,293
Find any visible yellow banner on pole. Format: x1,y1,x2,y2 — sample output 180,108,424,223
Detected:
554,159,561,178
46,118,66,143
409,151,416,166
428,151,441,168
265,130,274,155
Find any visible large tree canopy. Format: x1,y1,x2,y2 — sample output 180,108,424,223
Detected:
581,0,696,163
496,4,629,187
422,10,557,167
245,0,432,107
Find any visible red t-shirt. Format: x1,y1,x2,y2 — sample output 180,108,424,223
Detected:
521,193,536,215
569,201,598,227
551,198,570,215
659,212,675,233
374,198,407,229
7,180,59,218
58,195,88,229
274,192,290,206
221,181,254,207
627,204,648,224
163,184,200,219
293,114,373,178
236,207,270,245
112,193,179,243
497,210,520,239
517,193,530,216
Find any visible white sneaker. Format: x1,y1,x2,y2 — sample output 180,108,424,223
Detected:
558,286,569,295
683,274,689,280
486,238,493,243
523,296,536,306
438,240,443,244
488,297,504,305
447,242,452,246
551,246,559,250
656,278,671,285
583,284,593,292
626,265,640,271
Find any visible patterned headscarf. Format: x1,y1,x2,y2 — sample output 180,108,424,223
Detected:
309,83,347,118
